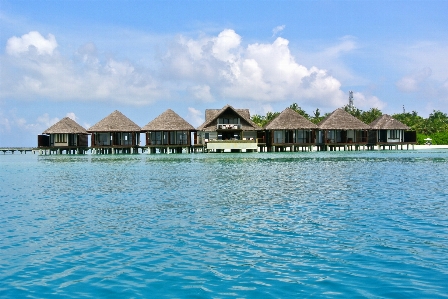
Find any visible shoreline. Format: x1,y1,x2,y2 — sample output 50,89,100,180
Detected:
413,145,448,149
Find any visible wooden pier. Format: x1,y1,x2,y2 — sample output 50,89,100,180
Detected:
0,147,37,154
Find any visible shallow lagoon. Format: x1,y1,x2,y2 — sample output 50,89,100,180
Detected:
1,150,448,298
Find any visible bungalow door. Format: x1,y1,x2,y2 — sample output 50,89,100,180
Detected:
379,130,387,142
341,131,347,143
113,132,120,146
68,134,76,146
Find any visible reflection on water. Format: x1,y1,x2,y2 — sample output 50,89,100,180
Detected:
1,151,448,298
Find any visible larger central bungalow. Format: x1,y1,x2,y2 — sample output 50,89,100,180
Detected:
196,105,262,152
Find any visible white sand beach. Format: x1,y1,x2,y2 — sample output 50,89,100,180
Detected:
414,145,448,150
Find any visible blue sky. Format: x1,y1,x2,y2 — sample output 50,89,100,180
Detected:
1,0,447,146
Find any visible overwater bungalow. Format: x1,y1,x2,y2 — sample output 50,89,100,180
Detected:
197,105,262,152
38,117,89,154
368,114,417,150
88,110,141,154
141,109,196,154
317,108,370,151
264,108,318,152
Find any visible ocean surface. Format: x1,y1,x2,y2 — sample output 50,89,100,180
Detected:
1,150,447,298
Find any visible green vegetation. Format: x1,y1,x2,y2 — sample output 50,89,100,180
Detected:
344,106,383,124
251,111,280,128
250,103,448,144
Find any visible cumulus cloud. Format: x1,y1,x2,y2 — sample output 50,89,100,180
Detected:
162,30,361,108
396,67,432,93
186,107,204,127
6,31,58,56
1,33,165,105
272,25,285,37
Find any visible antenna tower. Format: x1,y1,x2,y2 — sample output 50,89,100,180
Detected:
348,91,354,108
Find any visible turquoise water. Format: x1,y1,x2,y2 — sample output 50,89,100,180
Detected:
1,150,447,298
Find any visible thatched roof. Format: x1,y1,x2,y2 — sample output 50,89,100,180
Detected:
204,108,251,123
318,108,370,130
141,109,195,131
265,108,318,130
197,104,261,131
369,114,410,130
87,110,140,132
43,117,88,134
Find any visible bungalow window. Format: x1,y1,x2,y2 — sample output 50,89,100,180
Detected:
96,133,110,145
218,117,239,125
123,133,132,145
390,130,399,139
176,131,187,144
274,131,283,143
152,132,162,145
327,131,334,143
55,134,67,143
162,132,169,145
297,130,307,143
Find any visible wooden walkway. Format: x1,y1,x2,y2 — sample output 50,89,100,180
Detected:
0,147,37,154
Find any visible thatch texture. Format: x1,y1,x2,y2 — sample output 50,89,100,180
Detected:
369,114,410,130
43,117,88,134
198,105,261,131
88,110,140,132
318,108,370,130
265,108,318,130
141,109,195,131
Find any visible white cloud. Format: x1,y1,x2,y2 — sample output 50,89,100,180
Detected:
1,33,165,105
212,29,241,62
6,31,58,56
162,31,368,109
36,113,59,130
322,36,357,57
0,110,57,135
381,41,448,105
272,25,285,37
186,107,204,127
295,36,361,85
0,110,62,146
188,85,214,102
0,110,11,133
1,30,385,110
66,112,77,121
396,67,432,93
352,92,386,110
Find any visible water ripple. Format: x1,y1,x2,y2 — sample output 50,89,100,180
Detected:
1,151,447,298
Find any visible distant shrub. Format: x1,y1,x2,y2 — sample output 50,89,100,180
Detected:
431,131,448,145
417,132,448,145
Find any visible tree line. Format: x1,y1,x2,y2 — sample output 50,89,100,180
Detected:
251,103,448,145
